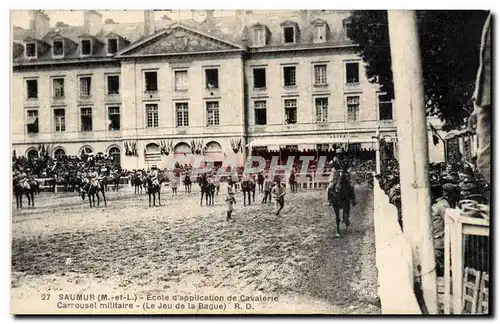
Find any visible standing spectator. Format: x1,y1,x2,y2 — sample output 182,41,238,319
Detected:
271,181,286,216
261,175,273,204
225,187,236,221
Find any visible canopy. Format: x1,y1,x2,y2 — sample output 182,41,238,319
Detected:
247,136,376,148
444,129,475,140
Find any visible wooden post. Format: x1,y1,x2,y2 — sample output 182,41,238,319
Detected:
375,127,381,174
387,10,438,313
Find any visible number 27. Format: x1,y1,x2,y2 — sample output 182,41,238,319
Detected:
41,294,50,300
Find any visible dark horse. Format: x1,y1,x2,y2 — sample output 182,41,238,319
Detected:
132,173,144,194
288,171,297,193
81,178,108,208
198,175,215,206
240,177,256,206
327,169,356,237
146,176,162,207
13,178,37,209
183,174,192,193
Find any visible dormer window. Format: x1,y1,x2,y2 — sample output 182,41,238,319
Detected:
314,25,326,43
53,40,64,57
26,43,37,58
81,39,92,56
283,26,295,44
252,27,266,47
343,19,352,37
107,38,118,54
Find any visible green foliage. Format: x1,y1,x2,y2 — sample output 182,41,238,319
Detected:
347,10,489,131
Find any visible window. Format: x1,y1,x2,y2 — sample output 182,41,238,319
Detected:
317,144,330,151
108,106,120,130
54,148,65,159
343,20,352,37
107,38,118,54
53,78,65,98
81,39,92,55
53,40,64,56
26,79,38,99
254,100,267,125
283,66,296,87
284,99,297,124
206,101,220,126
79,76,92,98
315,97,328,122
174,70,188,91
345,62,360,84
253,68,266,89
252,27,266,46
26,110,38,133
346,96,360,121
175,102,189,127
26,43,36,57
379,94,393,120
205,69,219,89
144,71,158,92
146,104,159,128
109,147,121,167
284,26,295,43
314,64,327,85
107,75,120,95
81,108,93,132
314,24,326,43
54,109,66,132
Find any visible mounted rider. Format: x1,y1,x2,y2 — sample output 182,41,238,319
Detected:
330,148,351,182
148,166,159,187
88,167,101,188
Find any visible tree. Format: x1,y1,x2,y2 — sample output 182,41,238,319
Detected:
347,10,489,131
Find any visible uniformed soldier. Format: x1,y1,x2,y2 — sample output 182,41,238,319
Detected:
432,183,459,276
149,167,159,186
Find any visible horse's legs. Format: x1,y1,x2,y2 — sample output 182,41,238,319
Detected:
344,204,351,228
149,193,152,207
157,191,161,206
89,193,93,207
101,189,106,206
333,206,341,237
30,192,34,207
200,192,203,206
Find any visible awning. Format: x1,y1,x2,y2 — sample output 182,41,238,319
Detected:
247,136,376,147
444,129,475,140
26,116,37,125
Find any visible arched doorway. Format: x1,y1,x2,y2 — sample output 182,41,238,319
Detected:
204,141,224,168
53,147,66,160
26,148,38,160
108,147,121,168
145,143,161,166
173,142,191,166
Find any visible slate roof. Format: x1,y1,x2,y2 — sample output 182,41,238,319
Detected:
13,10,354,64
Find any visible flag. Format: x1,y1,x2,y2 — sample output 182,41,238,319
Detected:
429,123,442,146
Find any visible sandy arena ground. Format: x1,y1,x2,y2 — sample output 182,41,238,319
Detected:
11,184,380,314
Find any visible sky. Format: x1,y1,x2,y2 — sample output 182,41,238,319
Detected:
10,10,244,29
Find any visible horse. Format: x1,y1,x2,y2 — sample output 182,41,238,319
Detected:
110,173,121,192
146,176,162,207
132,173,144,194
198,175,215,206
327,169,356,238
81,178,107,208
240,177,256,206
183,174,192,193
13,178,36,209
212,177,220,195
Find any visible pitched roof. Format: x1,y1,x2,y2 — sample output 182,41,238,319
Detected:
13,10,354,63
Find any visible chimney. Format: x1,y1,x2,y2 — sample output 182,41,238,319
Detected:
28,10,50,39
83,10,102,35
299,10,311,28
143,10,155,37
